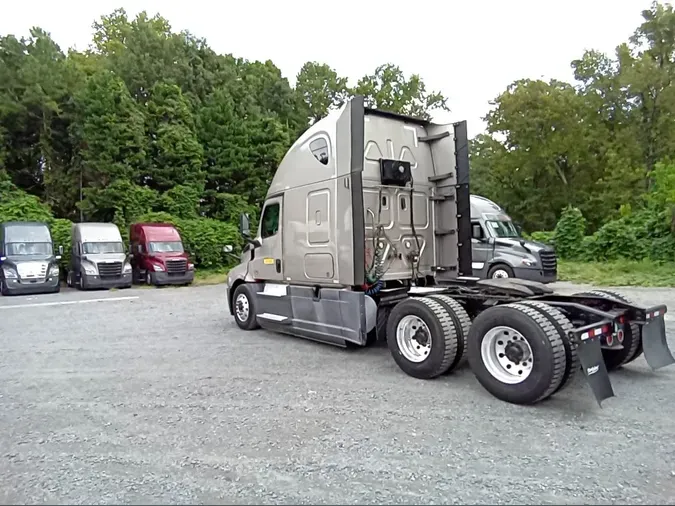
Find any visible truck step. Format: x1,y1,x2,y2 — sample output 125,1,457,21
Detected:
257,313,290,324
419,131,450,143
428,173,454,182
431,265,458,272
430,195,454,202
434,228,456,236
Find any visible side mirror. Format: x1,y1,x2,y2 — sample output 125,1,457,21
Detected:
58,245,64,255
136,244,142,254
472,224,485,241
55,255,62,261
239,213,251,238
223,245,233,253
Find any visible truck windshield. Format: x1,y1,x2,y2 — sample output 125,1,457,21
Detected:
6,242,53,256
149,241,184,253
485,219,520,238
83,242,124,254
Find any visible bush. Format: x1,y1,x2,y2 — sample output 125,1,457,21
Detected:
0,191,53,222
553,206,586,260
581,219,640,261
49,218,74,272
529,230,555,247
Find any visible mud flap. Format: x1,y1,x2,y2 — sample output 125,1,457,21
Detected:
576,335,614,407
641,314,675,370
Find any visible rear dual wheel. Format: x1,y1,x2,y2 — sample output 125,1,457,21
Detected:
466,302,574,405
386,296,467,379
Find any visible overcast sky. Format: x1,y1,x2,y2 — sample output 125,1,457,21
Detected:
0,0,654,137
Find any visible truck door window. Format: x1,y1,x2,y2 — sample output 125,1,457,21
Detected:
310,137,329,165
261,203,280,239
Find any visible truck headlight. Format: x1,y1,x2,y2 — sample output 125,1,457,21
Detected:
188,263,194,271
152,263,164,272
49,265,60,277
521,258,537,267
123,262,132,273
2,267,17,279
83,263,97,275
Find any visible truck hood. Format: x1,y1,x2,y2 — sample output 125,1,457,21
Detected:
493,237,553,255
148,252,189,261
83,253,128,264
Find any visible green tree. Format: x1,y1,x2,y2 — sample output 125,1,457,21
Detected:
353,63,449,120
71,69,147,220
295,61,349,123
144,82,204,192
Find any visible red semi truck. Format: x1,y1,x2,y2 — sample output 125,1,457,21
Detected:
129,223,195,286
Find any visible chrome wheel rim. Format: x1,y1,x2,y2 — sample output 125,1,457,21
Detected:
235,293,250,322
480,326,533,384
492,269,510,278
396,315,432,362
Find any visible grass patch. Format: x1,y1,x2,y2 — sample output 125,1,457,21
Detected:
558,259,675,287
193,268,229,286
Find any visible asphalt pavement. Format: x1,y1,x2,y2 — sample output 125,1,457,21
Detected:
1,281,674,504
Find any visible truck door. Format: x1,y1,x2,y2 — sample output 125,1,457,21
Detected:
250,195,284,282
471,220,492,275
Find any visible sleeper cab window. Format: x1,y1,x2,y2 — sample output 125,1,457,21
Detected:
309,137,329,166
261,203,280,239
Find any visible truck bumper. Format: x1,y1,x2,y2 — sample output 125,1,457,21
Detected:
3,276,60,295
152,270,195,286
83,272,132,290
512,266,557,284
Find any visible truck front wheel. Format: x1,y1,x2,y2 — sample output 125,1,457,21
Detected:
467,303,566,405
386,297,459,379
488,264,514,279
232,283,260,331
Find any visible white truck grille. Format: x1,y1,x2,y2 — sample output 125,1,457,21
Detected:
16,261,48,280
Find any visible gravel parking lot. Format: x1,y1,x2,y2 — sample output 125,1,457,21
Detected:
1,281,675,505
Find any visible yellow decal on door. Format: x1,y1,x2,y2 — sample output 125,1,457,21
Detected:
263,258,275,265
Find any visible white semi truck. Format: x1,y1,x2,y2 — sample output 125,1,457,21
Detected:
224,96,674,407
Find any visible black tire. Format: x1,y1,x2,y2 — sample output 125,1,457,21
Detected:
518,301,579,394
488,263,514,279
66,271,73,288
0,280,8,296
232,283,260,331
79,272,88,291
428,294,471,373
466,303,566,405
574,290,642,370
146,271,154,286
386,296,459,379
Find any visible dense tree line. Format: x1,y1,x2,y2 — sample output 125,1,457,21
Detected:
2,2,675,269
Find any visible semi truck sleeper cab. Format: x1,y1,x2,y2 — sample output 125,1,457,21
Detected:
224,95,675,409
129,223,194,286
470,195,557,283
0,221,62,296
67,222,132,290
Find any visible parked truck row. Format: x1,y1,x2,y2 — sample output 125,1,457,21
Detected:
224,96,675,408
0,221,194,296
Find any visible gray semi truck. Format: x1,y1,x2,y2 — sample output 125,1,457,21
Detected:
0,221,63,295
470,194,557,283
224,96,674,407
66,222,132,290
